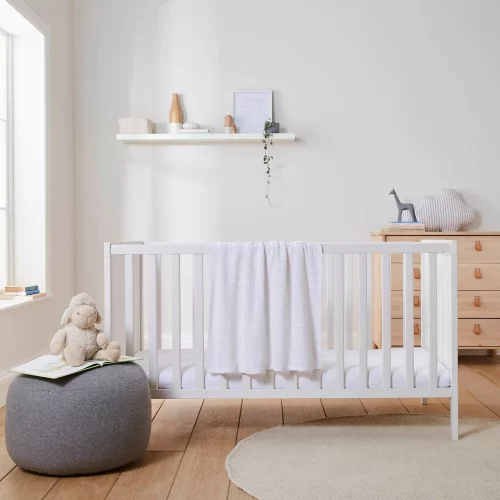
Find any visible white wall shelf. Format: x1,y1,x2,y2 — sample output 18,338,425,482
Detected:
116,133,296,144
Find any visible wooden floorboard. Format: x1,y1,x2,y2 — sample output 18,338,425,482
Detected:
439,388,500,419
235,399,283,443
464,358,500,388
399,398,449,415
168,399,241,500
0,357,499,499
0,437,15,483
281,399,326,425
360,398,409,414
227,483,255,500
44,471,120,500
458,364,500,417
0,468,58,500
106,452,183,500
148,399,202,452
321,398,367,418
151,399,164,421
0,408,15,483
228,399,282,500
0,408,6,437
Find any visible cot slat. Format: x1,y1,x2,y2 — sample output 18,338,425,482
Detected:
334,254,344,389
124,255,134,356
313,369,322,389
193,254,205,389
345,254,354,349
242,374,251,390
381,254,392,389
366,253,372,348
135,255,143,353
326,254,335,349
358,254,368,389
171,255,181,390
265,371,273,390
403,253,415,389
428,253,438,388
148,255,161,390
219,375,228,390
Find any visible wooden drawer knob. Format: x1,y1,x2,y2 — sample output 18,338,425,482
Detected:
475,240,483,251
474,296,481,307
413,268,420,280
413,296,420,307
414,323,420,335
474,324,481,335
475,268,482,279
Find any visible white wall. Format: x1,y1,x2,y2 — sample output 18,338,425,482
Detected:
73,0,500,312
0,0,74,376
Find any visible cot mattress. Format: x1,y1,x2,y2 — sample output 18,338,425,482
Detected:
136,347,451,390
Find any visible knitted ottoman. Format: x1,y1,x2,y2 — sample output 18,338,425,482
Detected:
6,362,151,476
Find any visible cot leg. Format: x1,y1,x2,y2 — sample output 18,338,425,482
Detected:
420,398,428,405
450,397,459,441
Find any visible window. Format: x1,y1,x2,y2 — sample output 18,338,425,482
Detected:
0,1,46,297
0,29,9,291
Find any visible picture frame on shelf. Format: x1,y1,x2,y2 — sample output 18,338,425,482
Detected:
233,90,273,133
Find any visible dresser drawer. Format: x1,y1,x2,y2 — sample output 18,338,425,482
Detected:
458,291,500,318
458,319,500,347
391,263,421,290
391,319,421,347
386,236,448,263
458,264,500,290
457,236,500,263
391,291,421,318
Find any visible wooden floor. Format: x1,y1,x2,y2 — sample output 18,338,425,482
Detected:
0,356,500,500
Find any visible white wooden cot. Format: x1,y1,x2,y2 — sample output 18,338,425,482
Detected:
104,241,459,440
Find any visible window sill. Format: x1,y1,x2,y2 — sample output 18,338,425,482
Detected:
0,294,53,312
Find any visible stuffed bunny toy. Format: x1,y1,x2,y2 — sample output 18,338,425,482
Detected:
50,293,121,367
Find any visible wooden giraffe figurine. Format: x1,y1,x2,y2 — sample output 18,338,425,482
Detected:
389,189,417,222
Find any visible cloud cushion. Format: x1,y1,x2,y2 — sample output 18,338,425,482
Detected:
403,189,474,231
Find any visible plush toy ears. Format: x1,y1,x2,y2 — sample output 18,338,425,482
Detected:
60,308,72,326
95,311,102,324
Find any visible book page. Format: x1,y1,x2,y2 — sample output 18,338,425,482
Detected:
11,355,142,379
11,355,100,379
102,355,140,364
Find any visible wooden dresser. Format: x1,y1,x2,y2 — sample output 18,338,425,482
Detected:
371,231,500,351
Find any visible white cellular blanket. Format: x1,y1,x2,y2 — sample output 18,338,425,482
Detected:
207,242,322,374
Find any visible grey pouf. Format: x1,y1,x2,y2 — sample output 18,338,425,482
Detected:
6,362,151,476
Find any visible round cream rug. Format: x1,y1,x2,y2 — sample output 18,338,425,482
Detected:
226,414,500,500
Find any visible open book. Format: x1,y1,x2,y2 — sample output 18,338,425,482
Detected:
11,354,141,379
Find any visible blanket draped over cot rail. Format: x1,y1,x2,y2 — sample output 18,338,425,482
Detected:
207,241,323,375
104,240,459,440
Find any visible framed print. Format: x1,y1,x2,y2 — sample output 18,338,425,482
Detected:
233,91,273,133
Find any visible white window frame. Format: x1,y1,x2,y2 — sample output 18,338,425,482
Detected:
0,0,50,300
0,26,13,287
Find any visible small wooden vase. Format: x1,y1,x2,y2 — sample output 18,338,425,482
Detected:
169,94,183,133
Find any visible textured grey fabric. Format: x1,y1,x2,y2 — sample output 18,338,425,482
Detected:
6,363,151,476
